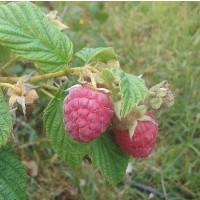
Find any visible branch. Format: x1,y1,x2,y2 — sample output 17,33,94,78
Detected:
0,77,19,83
40,83,58,91
0,82,21,94
40,88,55,98
0,65,91,84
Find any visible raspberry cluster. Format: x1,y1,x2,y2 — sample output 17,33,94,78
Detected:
63,85,158,158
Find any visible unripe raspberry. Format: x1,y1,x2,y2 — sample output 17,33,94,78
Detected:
114,113,158,158
63,86,113,143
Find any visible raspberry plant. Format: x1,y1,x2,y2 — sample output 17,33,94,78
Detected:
0,2,174,199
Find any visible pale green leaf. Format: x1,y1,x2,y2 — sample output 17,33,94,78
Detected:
0,147,27,200
101,68,121,102
0,89,12,147
75,47,118,64
0,2,73,72
43,82,89,168
89,132,129,185
102,68,116,82
111,69,148,117
120,73,148,117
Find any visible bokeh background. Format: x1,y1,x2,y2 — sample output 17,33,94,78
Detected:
1,2,200,200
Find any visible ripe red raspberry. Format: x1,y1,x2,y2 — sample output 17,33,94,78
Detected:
63,86,113,143
114,113,158,158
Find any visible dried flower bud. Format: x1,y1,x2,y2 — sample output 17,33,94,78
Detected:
147,80,174,110
24,90,39,105
7,73,39,115
46,11,68,31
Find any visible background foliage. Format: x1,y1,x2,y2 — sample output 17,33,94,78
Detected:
0,2,200,199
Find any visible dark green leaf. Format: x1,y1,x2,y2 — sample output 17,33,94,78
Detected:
0,89,12,147
0,147,27,200
89,132,129,185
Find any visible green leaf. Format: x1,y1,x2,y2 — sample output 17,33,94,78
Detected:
0,147,27,200
120,73,148,117
113,69,148,117
0,89,12,147
0,2,73,73
43,82,88,168
89,132,129,185
102,68,116,82
75,47,118,64
0,45,11,62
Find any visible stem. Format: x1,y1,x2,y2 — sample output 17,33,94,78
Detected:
91,67,101,76
30,69,70,84
30,65,89,84
40,88,54,98
0,65,91,84
161,175,168,200
0,56,20,72
0,82,21,94
89,71,97,88
40,83,58,91
0,77,19,83
0,70,70,84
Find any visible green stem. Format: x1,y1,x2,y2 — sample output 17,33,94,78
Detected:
0,56,20,72
0,64,91,84
40,88,54,98
30,65,90,84
40,83,58,91
0,77,19,83
30,69,69,84
0,82,21,94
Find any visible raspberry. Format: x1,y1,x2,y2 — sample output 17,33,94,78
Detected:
63,86,113,143
114,112,158,158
